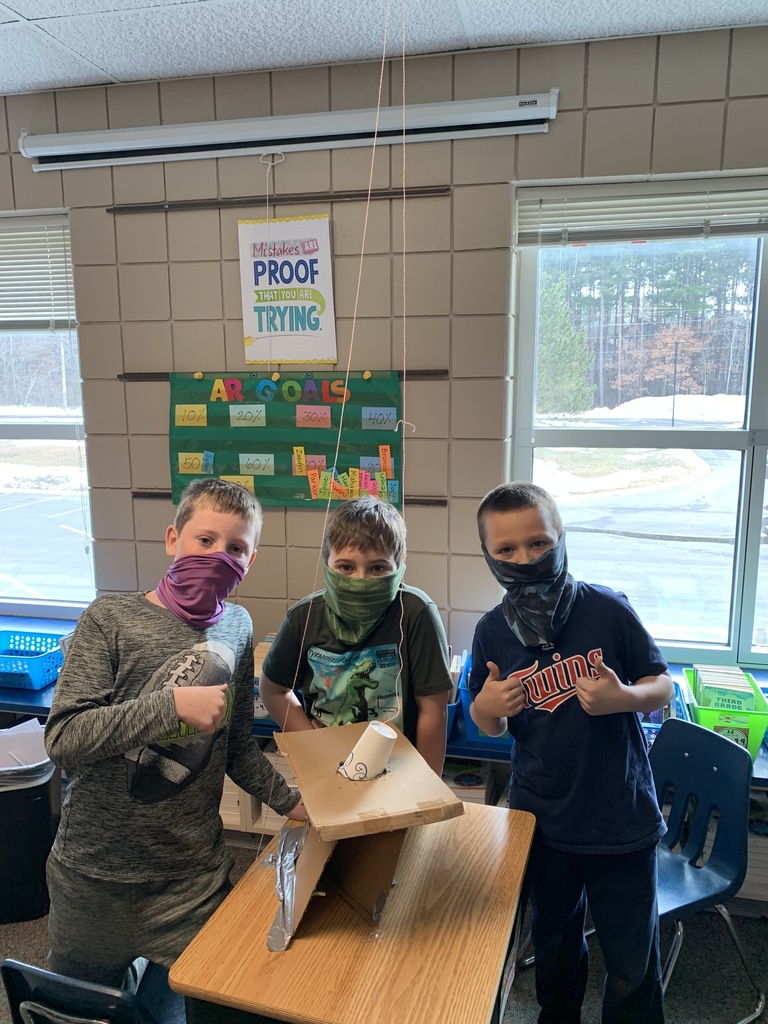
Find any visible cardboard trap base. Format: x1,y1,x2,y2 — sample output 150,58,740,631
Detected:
267,722,464,949
267,823,408,951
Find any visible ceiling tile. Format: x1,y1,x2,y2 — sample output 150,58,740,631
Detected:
32,0,468,84
0,0,766,98
0,22,110,94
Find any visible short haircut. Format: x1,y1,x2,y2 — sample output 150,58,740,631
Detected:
322,497,407,566
477,482,563,543
174,478,263,545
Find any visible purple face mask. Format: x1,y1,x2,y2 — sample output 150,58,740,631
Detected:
155,552,246,629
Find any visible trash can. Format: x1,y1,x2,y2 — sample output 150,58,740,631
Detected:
0,721,61,924
0,768,60,922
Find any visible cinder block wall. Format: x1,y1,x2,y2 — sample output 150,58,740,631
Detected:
1,27,766,650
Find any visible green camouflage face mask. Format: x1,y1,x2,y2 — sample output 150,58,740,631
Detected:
322,563,407,644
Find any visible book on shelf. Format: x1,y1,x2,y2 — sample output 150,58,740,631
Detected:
441,757,488,804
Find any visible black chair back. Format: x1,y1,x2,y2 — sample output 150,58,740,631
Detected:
1,960,158,1024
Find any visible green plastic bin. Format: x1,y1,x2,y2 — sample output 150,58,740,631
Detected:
684,668,768,762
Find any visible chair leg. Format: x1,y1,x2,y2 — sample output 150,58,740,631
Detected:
663,910,766,1023
661,920,684,994
713,904,766,1024
520,926,535,970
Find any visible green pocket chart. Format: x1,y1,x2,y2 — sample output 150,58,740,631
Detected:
169,370,403,508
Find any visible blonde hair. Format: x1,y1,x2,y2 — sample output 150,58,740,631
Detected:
174,478,263,544
322,497,406,566
477,482,563,543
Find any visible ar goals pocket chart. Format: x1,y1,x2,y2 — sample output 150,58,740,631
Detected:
168,370,403,508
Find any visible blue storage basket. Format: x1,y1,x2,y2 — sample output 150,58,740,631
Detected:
457,653,513,746
446,697,460,741
0,631,64,690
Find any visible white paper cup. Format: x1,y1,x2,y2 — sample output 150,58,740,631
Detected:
337,721,397,781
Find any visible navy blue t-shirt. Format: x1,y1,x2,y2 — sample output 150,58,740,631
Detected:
469,582,667,854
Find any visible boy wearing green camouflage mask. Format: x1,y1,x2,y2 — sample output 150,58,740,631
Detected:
260,497,452,774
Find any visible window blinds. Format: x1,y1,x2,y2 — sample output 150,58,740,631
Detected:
0,216,74,329
515,177,768,247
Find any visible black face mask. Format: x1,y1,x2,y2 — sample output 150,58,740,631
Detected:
482,531,577,648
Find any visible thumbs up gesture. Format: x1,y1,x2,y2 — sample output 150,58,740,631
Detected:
475,661,529,719
574,656,625,716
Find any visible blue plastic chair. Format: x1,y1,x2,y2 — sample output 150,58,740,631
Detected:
649,717,766,1023
1,959,160,1024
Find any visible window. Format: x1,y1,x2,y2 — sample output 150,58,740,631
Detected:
514,180,768,666
0,215,93,615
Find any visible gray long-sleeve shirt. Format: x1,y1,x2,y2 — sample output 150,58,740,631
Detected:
45,593,297,883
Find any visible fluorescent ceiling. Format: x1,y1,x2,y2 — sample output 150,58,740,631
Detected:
0,0,767,97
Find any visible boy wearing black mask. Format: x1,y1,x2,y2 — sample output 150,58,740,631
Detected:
260,496,452,775
45,478,304,990
469,481,673,1024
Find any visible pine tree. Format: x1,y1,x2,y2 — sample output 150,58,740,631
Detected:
536,272,594,415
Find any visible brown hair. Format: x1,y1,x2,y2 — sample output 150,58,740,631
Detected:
174,478,263,544
477,482,563,543
321,497,406,566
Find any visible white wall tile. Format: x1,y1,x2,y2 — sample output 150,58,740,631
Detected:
81,380,127,434
450,553,502,612
93,540,137,592
129,435,171,489
89,488,134,541
238,597,291,639
126,381,169,434
287,545,325,601
404,505,448,553
237,544,287,599
133,496,175,542
86,435,131,488
136,541,170,592
405,552,447,608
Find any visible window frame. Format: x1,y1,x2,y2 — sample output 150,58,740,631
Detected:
513,180,768,668
0,212,92,620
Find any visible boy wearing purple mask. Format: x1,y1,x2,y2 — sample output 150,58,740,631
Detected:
44,478,305,991
469,482,673,1024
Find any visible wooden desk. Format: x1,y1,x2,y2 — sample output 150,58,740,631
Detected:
170,802,535,1024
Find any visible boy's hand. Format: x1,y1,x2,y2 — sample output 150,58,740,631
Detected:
287,797,307,820
574,658,626,716
173,684,229,733
474,661,528,719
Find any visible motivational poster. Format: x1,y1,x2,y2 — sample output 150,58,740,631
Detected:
238,215,337,364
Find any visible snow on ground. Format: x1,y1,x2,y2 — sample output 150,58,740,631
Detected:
0,465,85,492
536,448,712,496
587,393,745,424
534,395,738,495
0,413,85,491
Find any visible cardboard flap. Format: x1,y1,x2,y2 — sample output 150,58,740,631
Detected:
275,722,464,842
325,829,408,923
266,821,336,951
